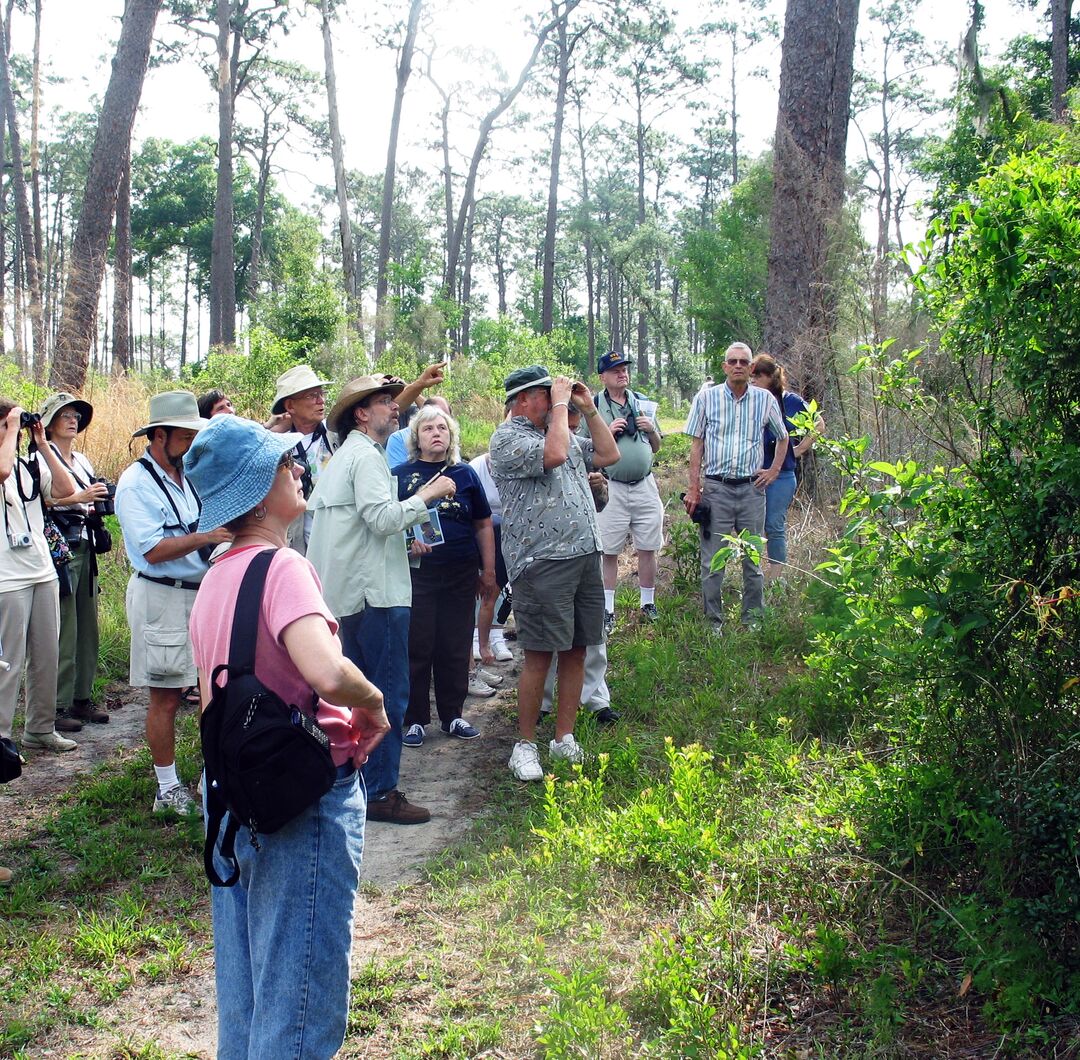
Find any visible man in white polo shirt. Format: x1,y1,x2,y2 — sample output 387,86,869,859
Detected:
683,342,789,627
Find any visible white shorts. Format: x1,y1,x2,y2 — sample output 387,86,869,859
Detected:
125,573,198,688
595,475,665,554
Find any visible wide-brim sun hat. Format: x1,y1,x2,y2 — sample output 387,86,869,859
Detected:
503,364,553,401
132,390,208,438
328,374,405,436
38,391,94,432
272,364,333,414
184,416,301,532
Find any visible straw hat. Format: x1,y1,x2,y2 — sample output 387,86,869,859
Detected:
327,374,405,435
271,365,333,415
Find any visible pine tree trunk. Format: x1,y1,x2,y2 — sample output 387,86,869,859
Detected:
209,0,236,351
375,0,422,358
246,112,270,304
541,8,571,334
111,150,132,375
1052,0,1072,121
763,0,859,403
51,0,161,390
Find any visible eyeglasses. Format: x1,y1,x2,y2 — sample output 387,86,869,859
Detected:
369,395,397,407
57,410,82,422
726,358,751,366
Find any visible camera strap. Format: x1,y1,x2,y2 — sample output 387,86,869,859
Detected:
3,461,34,541
137,456,202,531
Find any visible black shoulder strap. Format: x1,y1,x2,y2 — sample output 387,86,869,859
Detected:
228,548,277,674
137,456,201,529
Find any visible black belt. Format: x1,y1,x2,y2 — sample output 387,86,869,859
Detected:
706,474,753,486
609,475,649,486
137,571,203,591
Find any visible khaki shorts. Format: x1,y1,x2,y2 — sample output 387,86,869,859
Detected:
125,573,198,688
595,475,665,554
512,553,604,652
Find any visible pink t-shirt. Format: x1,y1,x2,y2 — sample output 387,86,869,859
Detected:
189,545,358,767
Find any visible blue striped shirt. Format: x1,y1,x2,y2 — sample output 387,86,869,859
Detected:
684,383,788,477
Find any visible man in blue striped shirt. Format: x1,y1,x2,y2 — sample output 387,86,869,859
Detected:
683,343,789,626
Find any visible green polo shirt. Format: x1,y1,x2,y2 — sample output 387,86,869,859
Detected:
595,390,655,483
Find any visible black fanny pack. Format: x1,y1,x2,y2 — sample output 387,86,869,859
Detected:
201,548,337,887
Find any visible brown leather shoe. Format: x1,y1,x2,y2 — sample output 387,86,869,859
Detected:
54,713,83,733
71,699,109,724
365,790,430,825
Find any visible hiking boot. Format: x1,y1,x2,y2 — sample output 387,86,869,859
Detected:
366,790,430,825
403,723,425,747
54,713,83,733
549,733,584,764
591,706,621,725
467,671,496,697
508,740,543,782
640,603,659,622
154,784,199,817
71,699,109,724
22,730,77,752
604,611,615,637
442,717,480,740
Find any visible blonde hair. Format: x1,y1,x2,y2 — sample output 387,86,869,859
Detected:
406,405,461,464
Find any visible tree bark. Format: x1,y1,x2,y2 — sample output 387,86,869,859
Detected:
763,0,859,403
246,110,270,304
51,0,161,390
541,8,572,334
634,78,649,383
111,149,132,375
1052,0,1072,122
320,0,357,318
374,0,422,357
0,9,45,382
209,0,236,351
461,195,476,355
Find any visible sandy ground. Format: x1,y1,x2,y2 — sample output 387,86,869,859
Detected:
4,647,524,1058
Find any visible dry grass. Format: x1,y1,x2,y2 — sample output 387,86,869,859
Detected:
75,375,158,483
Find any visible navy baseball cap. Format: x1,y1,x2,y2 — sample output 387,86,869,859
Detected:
597,351,630,374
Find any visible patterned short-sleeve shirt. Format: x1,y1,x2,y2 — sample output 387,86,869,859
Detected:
489,416,601,583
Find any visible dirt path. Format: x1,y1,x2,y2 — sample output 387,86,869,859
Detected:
5,650,524,1058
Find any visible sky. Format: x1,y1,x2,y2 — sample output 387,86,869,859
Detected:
8,0,1044,348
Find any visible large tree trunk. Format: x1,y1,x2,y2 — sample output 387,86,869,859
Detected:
0,10,45,382
209,0,236,351
51,0,161,390
633,79,649,383
246,110,270,304
1052,0,1072,121
30,0,42,286
541,7,572,334
461,196,476,355
111,149,132,375
763,0,859,403
320,0,357,321
573,90,595,363
374,0,422,358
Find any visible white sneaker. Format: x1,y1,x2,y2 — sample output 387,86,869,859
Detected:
475,667,504,687
508,740,543,782
472,634,483,662
153,784,199,816
490,635,513,662
467,672,496,697
22,730,77,752
549,733,584,764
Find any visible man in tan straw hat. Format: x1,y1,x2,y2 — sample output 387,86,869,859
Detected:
115,391,232,817
307,373,455,825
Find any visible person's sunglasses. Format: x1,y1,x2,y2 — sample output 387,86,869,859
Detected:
278,452,296,471
726,358,751,366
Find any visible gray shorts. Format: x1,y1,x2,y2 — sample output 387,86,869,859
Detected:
125,573,198,688
512,552,604,652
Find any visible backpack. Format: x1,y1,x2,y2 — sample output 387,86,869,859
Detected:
201,548,337,887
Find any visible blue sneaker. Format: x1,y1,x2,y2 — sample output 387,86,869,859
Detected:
403,723,425,747
442,717,480,740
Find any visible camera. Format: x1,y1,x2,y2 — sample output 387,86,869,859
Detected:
7,530,32,549
91,477,116,517
680,493,712,539
19,411,40,430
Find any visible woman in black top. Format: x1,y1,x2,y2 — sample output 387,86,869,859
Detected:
393,406,497,743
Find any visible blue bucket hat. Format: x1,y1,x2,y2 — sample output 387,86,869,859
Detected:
184,416,300,532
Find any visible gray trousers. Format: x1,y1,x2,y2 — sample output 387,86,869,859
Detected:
0,579,61,738
542,640,611,713
699,479,765,622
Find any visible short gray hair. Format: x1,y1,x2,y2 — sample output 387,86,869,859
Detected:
406,404,461,464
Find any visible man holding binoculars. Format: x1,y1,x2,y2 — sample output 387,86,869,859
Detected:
116,391,232,817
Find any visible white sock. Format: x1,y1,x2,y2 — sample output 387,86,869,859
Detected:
604,590,616,612
640,587,655,606
154,763,179,793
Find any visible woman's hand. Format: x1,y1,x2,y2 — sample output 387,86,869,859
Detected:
349,699,390,767
409,538,432,557
67,481,109,507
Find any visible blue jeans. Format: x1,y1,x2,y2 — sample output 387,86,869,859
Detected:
339,606,410,801
764,469,798,566
209,771,365,1059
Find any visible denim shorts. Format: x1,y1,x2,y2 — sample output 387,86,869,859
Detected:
512,552,604,652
